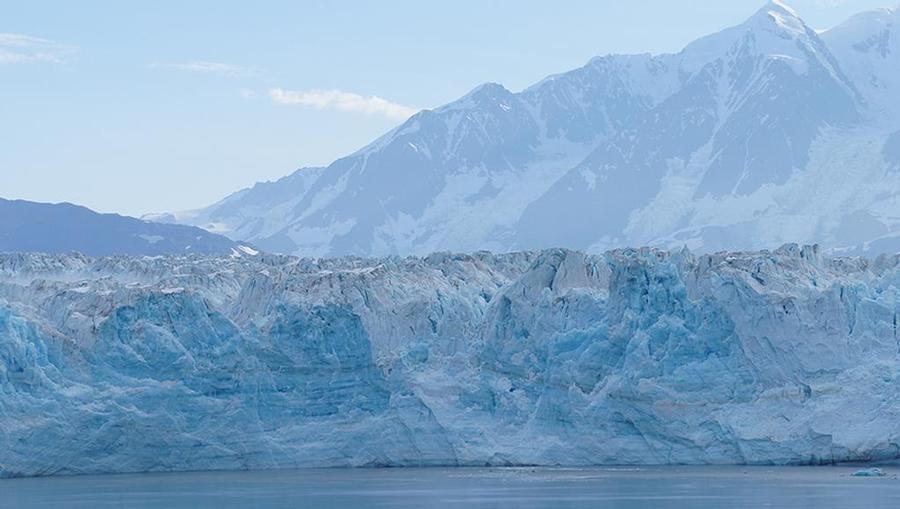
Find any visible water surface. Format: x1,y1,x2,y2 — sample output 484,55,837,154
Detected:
3,466,899,508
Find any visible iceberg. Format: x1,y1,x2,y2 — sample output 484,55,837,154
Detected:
852,468,887,477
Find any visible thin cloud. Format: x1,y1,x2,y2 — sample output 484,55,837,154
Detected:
269,88,418,120
0,33,73,64
151,60,258,77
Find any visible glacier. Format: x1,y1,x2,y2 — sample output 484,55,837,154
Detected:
2,244,900,477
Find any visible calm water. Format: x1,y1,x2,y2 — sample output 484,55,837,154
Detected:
2,466,899,508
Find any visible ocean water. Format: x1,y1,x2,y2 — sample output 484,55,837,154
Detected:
2,466,899,508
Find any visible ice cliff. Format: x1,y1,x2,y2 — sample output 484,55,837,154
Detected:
2,245,900,477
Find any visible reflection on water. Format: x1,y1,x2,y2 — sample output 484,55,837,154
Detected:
3,466,899,508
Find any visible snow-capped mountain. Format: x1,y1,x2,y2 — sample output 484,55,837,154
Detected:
3,245,900,476
0,198,255,257
157,2,900,257
825,5,900,121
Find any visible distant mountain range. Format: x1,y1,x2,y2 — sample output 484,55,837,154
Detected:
0,198,255,257
153,1,899,257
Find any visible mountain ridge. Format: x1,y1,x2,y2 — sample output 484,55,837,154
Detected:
0,198,255,257
153,1,900,258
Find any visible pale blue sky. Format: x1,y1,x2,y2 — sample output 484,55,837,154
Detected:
1,0,894,216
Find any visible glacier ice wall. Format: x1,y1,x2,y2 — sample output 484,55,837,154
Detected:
1,245,900,477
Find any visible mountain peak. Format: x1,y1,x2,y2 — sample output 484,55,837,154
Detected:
824,4,899,43
763,0,799,17
465,82,512,101
750,0,807,36
438,82,515,112
677,0,817,77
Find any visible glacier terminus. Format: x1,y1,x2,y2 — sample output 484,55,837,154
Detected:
2,245,900,477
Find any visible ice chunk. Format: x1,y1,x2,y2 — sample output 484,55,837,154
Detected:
852,468,887,477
